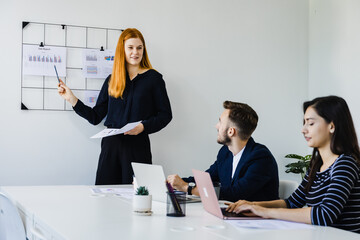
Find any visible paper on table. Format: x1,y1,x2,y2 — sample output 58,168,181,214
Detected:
227,219,314,230
91,121,142,138
90,187,134,199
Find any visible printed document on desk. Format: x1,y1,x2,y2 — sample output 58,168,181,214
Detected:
227,219,315,230
91,121,142,138
90,187,134,199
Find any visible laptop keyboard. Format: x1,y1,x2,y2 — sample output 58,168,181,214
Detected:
221,208,249,217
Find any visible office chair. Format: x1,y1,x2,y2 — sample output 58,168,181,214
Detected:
279,180,299,199
0,192,26,240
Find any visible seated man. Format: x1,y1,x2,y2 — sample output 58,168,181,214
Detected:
167,101,279,202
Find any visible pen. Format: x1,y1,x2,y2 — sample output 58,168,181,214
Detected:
54,65,60,83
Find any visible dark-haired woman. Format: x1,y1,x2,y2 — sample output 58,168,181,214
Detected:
226,96,360,233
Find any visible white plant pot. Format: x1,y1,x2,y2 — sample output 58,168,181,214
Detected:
133,195,152,212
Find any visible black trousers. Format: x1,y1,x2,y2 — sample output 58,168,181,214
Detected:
95,133,152,185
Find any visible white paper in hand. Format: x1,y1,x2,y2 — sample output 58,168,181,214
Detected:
91,121,142,138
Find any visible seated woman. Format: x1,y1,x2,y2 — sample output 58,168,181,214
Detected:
226,96,360,233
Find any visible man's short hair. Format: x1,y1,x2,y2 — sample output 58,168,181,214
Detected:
223,101,258,140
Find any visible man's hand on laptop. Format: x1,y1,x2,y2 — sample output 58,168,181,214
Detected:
167,174,188,192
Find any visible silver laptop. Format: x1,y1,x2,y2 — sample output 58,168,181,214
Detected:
192,169,260,220
131,162,201,203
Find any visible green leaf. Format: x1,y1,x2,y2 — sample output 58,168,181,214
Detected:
284,153,311,175
285,154,303,159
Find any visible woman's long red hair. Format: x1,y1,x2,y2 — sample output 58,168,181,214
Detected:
108,28,152,98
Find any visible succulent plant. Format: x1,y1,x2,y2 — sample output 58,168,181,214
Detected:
135,186,149,195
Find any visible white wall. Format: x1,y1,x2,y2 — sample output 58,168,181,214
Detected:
0,0,309,185
309,0,360,138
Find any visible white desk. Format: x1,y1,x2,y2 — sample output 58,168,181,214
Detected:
1,185,359,240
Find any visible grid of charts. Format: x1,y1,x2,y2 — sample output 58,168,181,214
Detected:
21,21,123,110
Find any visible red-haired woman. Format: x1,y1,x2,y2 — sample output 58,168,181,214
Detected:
58,28,172,185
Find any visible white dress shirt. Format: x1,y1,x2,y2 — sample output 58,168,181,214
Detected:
232,147,245,178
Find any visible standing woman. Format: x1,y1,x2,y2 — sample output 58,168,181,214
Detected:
58,28,172,185
226,96,360,233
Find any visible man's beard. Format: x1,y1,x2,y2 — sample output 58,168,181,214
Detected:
217,128,231,145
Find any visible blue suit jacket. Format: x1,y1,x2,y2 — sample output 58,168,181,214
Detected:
185,137,279,202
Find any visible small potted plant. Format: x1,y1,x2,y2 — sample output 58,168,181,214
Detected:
285,154,311,179
133,186,152,214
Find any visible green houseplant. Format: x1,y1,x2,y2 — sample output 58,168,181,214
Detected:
133,186,152,213
135,186,149,196
285,154,311,179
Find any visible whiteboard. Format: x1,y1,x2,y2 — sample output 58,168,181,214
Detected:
21,21,122,111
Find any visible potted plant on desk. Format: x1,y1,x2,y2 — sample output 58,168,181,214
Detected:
285,154,311,180
133,186,152,215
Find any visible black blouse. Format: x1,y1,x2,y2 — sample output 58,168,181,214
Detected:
73,69,172,134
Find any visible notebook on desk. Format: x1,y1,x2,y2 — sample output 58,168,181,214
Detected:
131,162,201,203
192,169,261,220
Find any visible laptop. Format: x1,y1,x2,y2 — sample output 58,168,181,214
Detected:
192,169,261,220
131,162,201,203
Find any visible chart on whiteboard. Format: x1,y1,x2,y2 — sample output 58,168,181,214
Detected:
23,45,67,77
82,49,115,79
